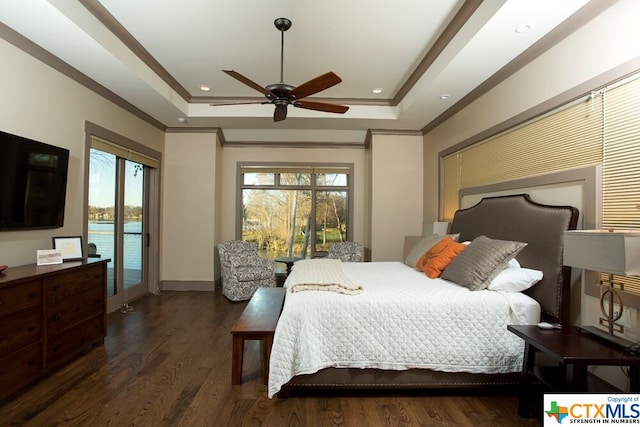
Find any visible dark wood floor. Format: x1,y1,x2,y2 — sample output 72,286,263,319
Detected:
0,291,542,426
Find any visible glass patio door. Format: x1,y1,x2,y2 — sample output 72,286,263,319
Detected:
88,148,148,312
122,160,145,306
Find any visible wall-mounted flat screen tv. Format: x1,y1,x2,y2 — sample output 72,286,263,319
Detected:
0,130,70,231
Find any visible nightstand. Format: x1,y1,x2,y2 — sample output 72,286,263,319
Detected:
275,256,302,276
507,325,640,418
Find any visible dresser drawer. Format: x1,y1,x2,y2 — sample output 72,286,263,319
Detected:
46,315,104,369
0,280,41,318
0,343,42,400
0,310,41,357
46,286,104,334
45,265,105,304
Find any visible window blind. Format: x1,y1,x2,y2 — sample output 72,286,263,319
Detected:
442,154,459,221
601,76,640,295
459,99,602,189
90,136,159,168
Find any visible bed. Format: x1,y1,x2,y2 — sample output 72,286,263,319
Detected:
269,194,579,398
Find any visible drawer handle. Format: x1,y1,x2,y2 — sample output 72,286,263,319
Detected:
28,326,36,332
52,285,59,292
54,314,61,322
27,359,36,367
28,292,37,299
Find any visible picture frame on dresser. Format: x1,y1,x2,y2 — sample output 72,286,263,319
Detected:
52,236,83,261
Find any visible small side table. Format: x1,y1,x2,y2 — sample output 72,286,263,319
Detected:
508,325,640,418
275,256,302,277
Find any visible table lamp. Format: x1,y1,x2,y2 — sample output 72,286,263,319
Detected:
563,229,640,347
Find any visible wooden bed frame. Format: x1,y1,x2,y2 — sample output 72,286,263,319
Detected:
276,194,579,397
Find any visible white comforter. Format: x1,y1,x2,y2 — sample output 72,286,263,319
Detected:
268,261,540,397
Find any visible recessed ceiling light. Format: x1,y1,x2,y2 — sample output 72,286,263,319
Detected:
177,117,187,123
371,88,383,94
440,94,450,100
515,24,532,34
200,85,211,92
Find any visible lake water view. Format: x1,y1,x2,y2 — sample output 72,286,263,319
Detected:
88,221,142,282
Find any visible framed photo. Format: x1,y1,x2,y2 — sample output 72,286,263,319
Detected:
52,236,83,261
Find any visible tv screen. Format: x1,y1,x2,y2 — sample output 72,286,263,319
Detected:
0,130,69,231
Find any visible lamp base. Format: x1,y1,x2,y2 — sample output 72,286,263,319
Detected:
578,325,635,350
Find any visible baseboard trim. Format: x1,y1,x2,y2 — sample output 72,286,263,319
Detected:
161,280,215,292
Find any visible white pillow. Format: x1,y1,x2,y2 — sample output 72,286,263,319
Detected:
508,258,520,268
487,267,542,292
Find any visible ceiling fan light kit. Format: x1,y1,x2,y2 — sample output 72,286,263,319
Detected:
212,17,349,122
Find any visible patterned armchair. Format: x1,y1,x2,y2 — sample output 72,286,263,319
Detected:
217,240,276,301
326,241,365,262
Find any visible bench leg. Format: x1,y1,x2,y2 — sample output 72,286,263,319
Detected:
262,334,274,385
232,334,244,385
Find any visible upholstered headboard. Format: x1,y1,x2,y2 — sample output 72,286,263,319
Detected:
448,194,578,326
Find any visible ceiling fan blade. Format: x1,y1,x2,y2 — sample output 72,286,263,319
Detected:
274,105,288,122
209,100,268,107
289,72,342,100
295,100,349,114
222,69,274,98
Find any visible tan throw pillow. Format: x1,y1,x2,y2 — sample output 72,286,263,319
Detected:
441,235,527,291
404,234,459,270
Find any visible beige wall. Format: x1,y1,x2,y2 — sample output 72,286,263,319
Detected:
161,132,220,289
423,0,640,390
0,38,164,268
369,134,423,261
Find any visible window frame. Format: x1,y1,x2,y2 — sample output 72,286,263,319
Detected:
236,162,354,258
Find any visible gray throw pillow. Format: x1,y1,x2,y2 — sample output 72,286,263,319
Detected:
404,234,459,270
441,235,527,291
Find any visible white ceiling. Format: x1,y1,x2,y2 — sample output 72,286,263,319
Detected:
0,0,593,142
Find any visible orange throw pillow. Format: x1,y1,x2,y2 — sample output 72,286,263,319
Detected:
416,236,466,279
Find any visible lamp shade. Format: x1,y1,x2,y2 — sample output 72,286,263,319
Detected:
563,230,640,276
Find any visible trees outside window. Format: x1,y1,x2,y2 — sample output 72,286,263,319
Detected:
239,165,351,258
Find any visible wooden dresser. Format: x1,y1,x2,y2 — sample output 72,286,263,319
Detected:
0,258,108,400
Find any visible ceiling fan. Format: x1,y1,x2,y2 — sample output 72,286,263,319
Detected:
211,17,349,122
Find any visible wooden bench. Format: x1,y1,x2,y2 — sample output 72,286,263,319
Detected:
231,287,285,385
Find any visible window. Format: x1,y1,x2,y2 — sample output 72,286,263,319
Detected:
238,164,353,259
85,125,161,314
440,71,640,305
